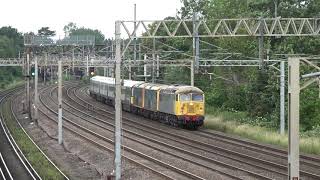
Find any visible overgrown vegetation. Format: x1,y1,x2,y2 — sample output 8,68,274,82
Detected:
204,108,320,155
0,98,65,179
156,0,320,136
0,26,23,90
132,0,320,152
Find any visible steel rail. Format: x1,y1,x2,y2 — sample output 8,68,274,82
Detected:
0,87,40,180
195,130,320,169
9,90,70,180
38,85,195,180
76,85,320,179
0,152,13,180
59,85,257,180
63,85,287,179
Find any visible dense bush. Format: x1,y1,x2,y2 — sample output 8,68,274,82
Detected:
0,26,23,89
163,0,320,133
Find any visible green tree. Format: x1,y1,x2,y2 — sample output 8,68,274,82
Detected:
175,0,320,132
63,22,105,45
0,26,24,89
63,22,77,36
0,26,23,56
0,36,15,57
38,27,56,36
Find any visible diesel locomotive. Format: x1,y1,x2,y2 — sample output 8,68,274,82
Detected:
89,76,205,129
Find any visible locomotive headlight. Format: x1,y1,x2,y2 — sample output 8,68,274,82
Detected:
189,103,194,106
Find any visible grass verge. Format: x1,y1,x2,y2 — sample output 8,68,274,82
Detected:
204,107,320,155
0,79,24,91
1,96,66,179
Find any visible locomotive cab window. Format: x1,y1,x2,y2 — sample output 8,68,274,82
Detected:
179,94,191,101
192,94,203,101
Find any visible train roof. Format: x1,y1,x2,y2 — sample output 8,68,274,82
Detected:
91,76,114,84
134,83,169,90
123,79,144,87
174,86,203,94
91,76,144,87
160,85,203,94
91,76,203,93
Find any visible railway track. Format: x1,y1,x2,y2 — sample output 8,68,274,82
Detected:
62,85,273,179
38,85,196,180
195,129,320,169
57,83,281,179
72,84,320,180
0,87,40,180
0,87,69,180
38,83,269,179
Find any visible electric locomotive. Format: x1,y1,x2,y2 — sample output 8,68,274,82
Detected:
89,76,205,129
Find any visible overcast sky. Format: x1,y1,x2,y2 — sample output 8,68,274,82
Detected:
0,0,182,38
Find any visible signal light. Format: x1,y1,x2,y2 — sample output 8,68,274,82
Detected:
31,66,35,76
89,67,95,76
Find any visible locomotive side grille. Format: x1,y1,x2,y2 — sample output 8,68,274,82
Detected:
187,104,195,113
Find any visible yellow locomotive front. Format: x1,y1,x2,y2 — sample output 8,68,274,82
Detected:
174,87,205,128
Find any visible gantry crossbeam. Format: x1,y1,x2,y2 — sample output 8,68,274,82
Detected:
0,57,281,67
23,35,96,46
0,58,23,66
121,18,320,38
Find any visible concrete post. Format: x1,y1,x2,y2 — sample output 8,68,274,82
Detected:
50,65,53,83
34,57,38,124
156,54,159,78
72,48,75,74
111,38,114,59
65,67,68,80
27,54,31,119
144,54,147,82
86,55,89,77
133,3,137,64
138,43,141,62
44,53,47,85
259,18,264,69
288,57,300,180
22,54,26,112
191,60,194,86
152,38,156,83
58,60,63,145
193,13,199,74
280,61,285,135
114,21,122,180
129,59,132,80
318,78,320,98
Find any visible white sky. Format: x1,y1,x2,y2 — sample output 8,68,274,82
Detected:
0,0,182,38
